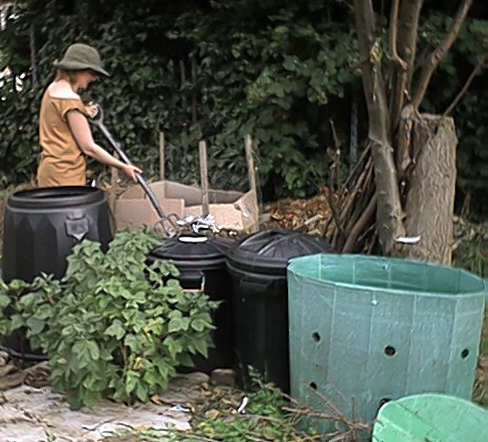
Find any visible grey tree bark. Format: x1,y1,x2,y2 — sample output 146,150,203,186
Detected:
396,115,457,264
348,0,473,265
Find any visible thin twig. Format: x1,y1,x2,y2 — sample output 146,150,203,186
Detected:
342,194,377,253
411,0,474,110
339,156,374,222
327,154,374,250
443,53,488,116
340,144,371,194
323,147,372,243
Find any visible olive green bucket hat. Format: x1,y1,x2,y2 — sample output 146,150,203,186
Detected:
53,43,110,77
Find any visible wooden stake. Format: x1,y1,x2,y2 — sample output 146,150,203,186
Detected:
199,140,209,216
244,134,257,196
244,134,260,232
179,60,187,109
109,154,119,214
159,131,166,199
159,132,165,181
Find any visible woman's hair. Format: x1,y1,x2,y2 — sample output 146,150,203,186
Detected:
54,69,83,86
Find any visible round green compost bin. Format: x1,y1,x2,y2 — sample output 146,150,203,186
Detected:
372,393,488,442
286,254,486,436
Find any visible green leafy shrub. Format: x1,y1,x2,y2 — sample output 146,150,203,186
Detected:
0,230,218,409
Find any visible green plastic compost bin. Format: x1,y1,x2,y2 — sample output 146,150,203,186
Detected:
372,393,488,442
287,254,486,435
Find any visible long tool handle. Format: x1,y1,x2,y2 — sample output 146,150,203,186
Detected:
199,140,209,216
91,109,166,219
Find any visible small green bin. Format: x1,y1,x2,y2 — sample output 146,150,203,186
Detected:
372,393,488,441
287,254,486,433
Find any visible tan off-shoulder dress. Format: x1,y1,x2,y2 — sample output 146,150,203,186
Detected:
37,90,89,187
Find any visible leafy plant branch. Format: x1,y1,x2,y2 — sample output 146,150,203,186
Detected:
0,229,218,409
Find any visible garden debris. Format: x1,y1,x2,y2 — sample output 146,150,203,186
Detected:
0,370,27,391
452,216,488,278
475,356,488,401
209,368,236,388
261,186,337,236
474,307,488,407
236,395,249,414
0,351,50,391
0,361,16,377
0,372,210,441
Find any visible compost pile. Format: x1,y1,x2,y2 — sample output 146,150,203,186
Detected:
261,186,338,236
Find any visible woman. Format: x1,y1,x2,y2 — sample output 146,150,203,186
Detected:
37,43,141,187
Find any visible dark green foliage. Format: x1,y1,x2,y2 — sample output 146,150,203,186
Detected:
1,0,488,209
0,76,43,187
0,0,358,199
167,2,359,197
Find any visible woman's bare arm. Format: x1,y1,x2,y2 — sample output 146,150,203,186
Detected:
67,110,141,181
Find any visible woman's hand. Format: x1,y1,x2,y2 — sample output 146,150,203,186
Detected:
84,101,99,120
121,164,143,182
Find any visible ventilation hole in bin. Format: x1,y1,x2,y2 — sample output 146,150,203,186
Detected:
312,362,322,371
461,349,470,359
384,345,396,357
312,332,321,343
309,382,318,391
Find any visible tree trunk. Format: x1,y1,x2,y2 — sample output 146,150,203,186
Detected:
396,114,457,264
353,0,406,254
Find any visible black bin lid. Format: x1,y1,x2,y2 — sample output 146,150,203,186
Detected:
226,229,332,276
148,235,234,270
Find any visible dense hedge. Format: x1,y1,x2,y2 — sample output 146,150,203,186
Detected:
1,0,487,210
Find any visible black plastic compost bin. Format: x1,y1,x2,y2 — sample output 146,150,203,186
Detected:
147,235,235,373
226,229,332,392
1,186,115,359
3,186,114,283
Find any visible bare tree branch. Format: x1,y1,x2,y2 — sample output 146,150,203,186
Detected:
411,0,474,110
443,53,488,116
389,0,407,71
390,0,424,131
398,0,425,88
353,0,390,141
